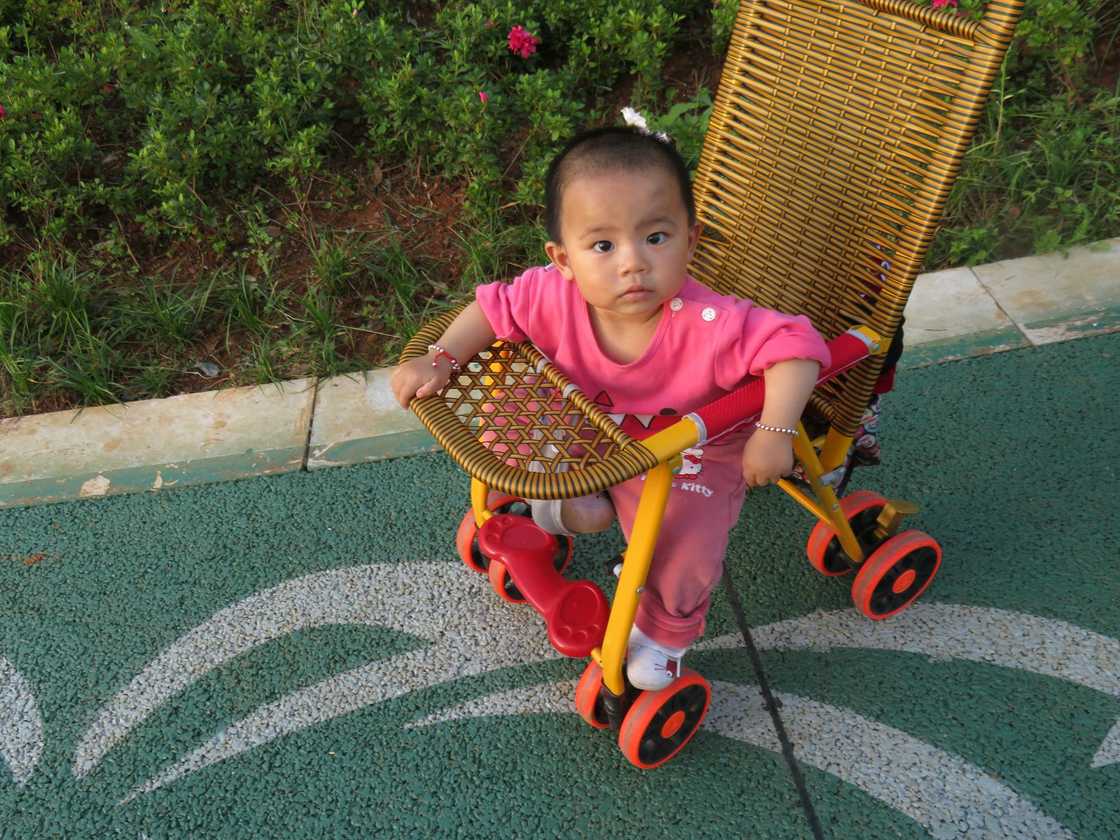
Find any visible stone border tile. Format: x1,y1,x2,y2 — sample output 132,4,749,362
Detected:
899,266,1029,367
1011,311,1120,345
307,370,437,470
973,238,1120,346
903,267,1022,346
0,380,314,509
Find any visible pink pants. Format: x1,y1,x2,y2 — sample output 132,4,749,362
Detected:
480,384,748,649
608,432,749,649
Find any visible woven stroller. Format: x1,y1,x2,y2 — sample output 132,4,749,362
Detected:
400,0,1022,769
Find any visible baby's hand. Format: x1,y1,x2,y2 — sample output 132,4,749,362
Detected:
741,429,795,488
390,354,451,409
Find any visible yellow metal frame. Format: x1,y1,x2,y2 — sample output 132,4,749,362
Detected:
468,405,917,698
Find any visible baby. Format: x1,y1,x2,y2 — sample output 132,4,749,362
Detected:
392,122,830,690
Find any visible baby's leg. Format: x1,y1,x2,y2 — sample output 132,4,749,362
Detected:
610,465,745,689
525,448,615,536
631,494,735,647
610,447,747,649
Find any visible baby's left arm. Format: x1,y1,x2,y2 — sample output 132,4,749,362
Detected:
741,359,820,488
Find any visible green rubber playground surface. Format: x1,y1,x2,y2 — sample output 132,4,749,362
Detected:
1,333,1118,839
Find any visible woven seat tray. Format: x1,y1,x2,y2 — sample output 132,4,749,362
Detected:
402,308,660,500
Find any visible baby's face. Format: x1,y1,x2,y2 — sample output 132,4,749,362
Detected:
545,167,700,327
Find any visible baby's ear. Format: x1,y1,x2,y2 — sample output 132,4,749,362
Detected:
545,240,575,280
686,222,702,256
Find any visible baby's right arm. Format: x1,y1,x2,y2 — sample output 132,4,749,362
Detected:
390,301,497,409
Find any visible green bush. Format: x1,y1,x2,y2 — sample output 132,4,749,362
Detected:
0,0,710,246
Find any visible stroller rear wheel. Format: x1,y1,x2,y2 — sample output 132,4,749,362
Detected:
805,490,888,576
456,496,573,580
851,530,941,619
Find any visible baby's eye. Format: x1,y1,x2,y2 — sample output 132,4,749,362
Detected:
592,241,613,253
647,232,668,245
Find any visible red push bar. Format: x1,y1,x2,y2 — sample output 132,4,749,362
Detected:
685,330,875,445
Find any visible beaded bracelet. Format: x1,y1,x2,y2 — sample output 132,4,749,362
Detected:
427,344,461,371
754,422,799,437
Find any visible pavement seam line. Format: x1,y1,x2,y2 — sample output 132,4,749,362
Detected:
301,378,323,472
721,567,827,840
969,265,1035,347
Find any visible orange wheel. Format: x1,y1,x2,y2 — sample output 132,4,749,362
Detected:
487,559,528,604
456,496,573,576
805,490,889,576
575,661,610,730
851,530,942,620
618,669,710,769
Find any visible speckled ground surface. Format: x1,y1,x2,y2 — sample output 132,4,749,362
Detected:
1,333,1117,839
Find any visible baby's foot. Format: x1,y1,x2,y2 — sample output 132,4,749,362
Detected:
560,492,615,533
530,493,614,536
626,625,687,691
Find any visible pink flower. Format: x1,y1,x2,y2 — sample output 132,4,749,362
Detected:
0,104,5,119
507,25,540,59
931,0,958,9
478,91,489,105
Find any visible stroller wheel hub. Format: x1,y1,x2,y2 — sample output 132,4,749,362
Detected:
892,569,917,593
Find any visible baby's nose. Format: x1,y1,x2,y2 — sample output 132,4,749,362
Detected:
619,243,649,273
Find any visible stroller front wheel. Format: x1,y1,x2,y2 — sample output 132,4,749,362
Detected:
618,670,711,769
456,496,573,578
487,558,529,604
575,661,611,730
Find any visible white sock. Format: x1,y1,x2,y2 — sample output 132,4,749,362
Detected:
529,498,576,537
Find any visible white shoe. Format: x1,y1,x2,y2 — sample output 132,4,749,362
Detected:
626,626,687,691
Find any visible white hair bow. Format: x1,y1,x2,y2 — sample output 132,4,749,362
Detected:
621,107,670,143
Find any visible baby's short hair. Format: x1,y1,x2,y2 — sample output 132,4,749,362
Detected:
544,126,696,243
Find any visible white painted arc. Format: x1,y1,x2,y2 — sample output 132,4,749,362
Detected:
121,647,436,803
78,571,1120,802
407,679,580,730
714,683,1076,840
699,603,1120,698
0,656,43,786
118,634,563,804
1092,721,1120,769
697,603,1120,767
410,679,1075,840
74,563,558,781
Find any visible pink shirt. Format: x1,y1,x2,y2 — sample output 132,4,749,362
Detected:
476,265,830,429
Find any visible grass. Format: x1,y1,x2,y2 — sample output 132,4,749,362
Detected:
928,71,1120,267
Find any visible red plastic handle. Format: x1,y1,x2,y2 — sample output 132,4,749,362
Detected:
689,331,872,443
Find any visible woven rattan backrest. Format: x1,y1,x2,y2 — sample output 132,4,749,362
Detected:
690,0,1021,434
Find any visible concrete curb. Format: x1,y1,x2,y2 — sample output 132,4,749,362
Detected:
2,238,1117,509
1,380,316,509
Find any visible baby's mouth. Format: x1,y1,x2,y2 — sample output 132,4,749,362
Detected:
620,285,651,298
